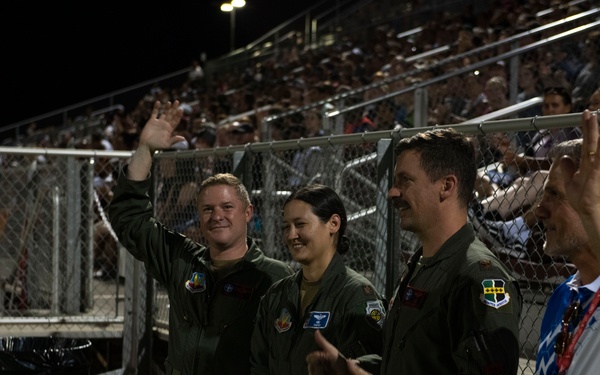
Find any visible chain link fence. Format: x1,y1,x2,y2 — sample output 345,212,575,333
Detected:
2,111,588,374
0,151,127,336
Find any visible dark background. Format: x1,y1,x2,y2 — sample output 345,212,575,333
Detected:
2,1,323,127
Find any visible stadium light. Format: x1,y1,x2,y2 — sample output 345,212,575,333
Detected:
220,0,246,52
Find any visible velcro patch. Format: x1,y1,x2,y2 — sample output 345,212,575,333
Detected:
220,282,254,300
274,308,292,333
366,300,386,328
185,272,207,293
401,286,427,309
303,311,330,329
480,279,510,309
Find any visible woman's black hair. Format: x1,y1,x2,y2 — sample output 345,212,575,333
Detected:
284,184,350,254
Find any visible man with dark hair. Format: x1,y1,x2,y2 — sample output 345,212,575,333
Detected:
306,127,522,375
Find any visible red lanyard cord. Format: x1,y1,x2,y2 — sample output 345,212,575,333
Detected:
557,288,600,374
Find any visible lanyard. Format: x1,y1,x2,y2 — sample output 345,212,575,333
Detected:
557,287,600,374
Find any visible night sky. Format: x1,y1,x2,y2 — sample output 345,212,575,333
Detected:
2,0,325,128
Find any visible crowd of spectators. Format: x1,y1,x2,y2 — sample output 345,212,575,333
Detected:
1,0,599,280
1,0,595,161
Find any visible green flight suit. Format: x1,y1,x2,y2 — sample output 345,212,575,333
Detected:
109,166,293,375
250,252,386,375
360,223,523,375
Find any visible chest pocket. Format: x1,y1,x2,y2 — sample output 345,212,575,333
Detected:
173,269,210,326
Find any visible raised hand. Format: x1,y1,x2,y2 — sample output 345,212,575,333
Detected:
560,110,600,255
127,100,185,181
139,100,185,152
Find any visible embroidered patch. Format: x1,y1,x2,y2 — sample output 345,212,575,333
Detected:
303,311,330,329
401,286,427,309
480,279,510,309
274,308,293,333
479,259,492,270
185,272,206,293
366,300,386,328
221,283,254,300
363,285,374,296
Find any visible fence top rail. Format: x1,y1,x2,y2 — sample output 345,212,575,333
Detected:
0,112,593,159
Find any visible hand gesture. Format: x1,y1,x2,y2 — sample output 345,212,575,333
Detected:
306,330,371,375
126,100,186,181
560,110,600,253
139,100,185,152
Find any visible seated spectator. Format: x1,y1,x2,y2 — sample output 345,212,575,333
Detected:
475,86,579,220
286,123,324,189
458,73,487,122
587,87,600,111
345,99,398,134
476,138,584,257
555,31,600,112
475,86,600,256
304,108,325,138
516,62,544,119
482,75,510,115
154,152,200,240
216,118,259,147
506,87,579,171
478,203,539,254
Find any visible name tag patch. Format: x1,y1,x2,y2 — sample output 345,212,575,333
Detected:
221,283,254,300
401,286,427,309
303,311,330,329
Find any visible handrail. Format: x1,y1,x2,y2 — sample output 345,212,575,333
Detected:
1,112,589,158
460,97,544,125
260,13,600,132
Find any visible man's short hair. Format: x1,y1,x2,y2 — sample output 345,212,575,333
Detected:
548,138,582,166
395,128,477,207
199,173,251,207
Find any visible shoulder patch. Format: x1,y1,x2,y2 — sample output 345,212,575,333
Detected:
480,279,510,309
363,285,374,296
185,272,207,293
274,308,293,333
365,300,386,328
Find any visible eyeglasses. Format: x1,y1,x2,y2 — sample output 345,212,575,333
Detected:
554,300,580,356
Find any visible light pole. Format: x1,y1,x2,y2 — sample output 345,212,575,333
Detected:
220,0,246,52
